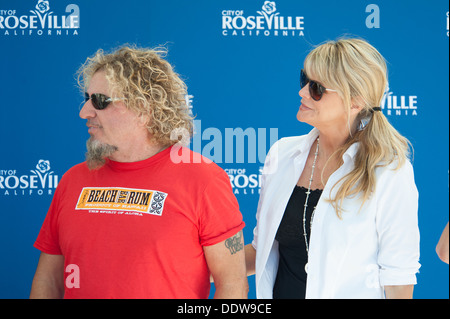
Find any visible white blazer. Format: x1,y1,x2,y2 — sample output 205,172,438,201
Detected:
252,128,420,299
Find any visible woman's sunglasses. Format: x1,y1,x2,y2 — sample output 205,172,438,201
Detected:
300,69,337,101
84,92,125,110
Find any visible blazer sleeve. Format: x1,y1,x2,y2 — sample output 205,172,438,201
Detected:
251,139,280,250
375,160,420,286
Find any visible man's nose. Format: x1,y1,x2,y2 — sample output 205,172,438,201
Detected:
79,99,96,119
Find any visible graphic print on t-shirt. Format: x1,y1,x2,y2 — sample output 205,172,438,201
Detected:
75,187,168,216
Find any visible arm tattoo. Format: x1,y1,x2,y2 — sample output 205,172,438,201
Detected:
224,231,243,255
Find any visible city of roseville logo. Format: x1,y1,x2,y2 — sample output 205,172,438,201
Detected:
222,1,305,37
0,0,80,36
1,159,59,196
381,87,419,117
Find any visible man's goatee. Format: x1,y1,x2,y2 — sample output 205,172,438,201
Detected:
86,137,118,170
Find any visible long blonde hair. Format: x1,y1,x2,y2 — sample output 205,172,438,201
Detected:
304,38,411,218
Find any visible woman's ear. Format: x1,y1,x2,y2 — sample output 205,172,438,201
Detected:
350,97,364,115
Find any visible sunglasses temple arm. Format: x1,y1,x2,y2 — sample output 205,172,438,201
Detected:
106,97,127,102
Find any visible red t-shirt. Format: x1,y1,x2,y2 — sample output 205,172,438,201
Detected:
34,146,244,299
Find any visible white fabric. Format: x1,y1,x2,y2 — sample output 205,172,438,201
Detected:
252,128,420,299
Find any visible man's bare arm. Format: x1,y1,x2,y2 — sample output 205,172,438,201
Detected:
244,244,256,276
30,252,65,299
204,230,248,299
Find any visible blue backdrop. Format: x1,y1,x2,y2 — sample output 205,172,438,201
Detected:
1,0,448,299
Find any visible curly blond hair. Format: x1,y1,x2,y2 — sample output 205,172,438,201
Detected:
77,45,193,146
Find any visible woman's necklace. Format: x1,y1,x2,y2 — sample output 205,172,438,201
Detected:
303,137,320,273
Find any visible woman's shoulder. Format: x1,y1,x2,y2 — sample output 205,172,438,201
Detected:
375,156,415,186
260,134,311,175
266,134,310,160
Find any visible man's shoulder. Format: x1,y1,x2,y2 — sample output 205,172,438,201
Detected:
57,162,90,184
64,161,89,175
168,146,227,179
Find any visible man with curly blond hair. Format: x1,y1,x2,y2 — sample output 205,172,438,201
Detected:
30,45,247,299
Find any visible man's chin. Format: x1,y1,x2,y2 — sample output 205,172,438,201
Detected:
85,137,118,170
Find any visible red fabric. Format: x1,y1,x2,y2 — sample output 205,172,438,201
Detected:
34,146,244,299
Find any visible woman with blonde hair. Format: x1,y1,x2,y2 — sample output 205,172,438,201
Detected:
245,38,420,299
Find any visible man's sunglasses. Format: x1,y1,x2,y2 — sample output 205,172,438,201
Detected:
84,92,125,110
300,69,337,101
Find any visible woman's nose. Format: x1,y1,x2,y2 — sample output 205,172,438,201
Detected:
299,84,310,99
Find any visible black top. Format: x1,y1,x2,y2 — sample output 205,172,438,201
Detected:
273,185,322,299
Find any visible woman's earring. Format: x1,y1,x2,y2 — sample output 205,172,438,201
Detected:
358,113,373,131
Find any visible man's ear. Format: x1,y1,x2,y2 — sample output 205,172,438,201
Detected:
137,103,152,127
138,113,150,127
